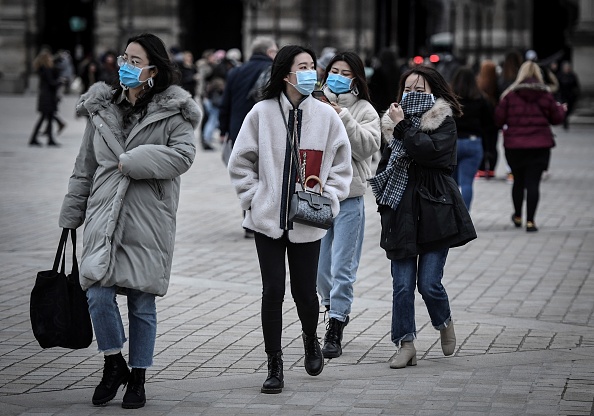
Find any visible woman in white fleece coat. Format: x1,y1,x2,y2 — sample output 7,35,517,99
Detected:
315,52,381,359
227,45,352,394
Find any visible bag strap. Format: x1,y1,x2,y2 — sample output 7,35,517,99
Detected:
52,228,78,276
70,229,78,277
278,99,306,188
52,228,69,274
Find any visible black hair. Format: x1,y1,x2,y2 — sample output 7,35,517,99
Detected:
261,45,317,100
451,66,483,100
112,33,181,120
397,66,463,117
322,51,371,102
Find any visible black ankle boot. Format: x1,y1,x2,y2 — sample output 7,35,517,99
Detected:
302,332,324,376
322,316,349,358
261,351,284,394
122,368,146,409
92,353,130,406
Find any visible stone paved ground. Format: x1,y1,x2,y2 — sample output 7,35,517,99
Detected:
0,94,593,415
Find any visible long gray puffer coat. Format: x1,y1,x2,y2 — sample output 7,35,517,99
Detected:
59,82,202,296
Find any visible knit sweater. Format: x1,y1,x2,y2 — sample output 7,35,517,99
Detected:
228,93,352,243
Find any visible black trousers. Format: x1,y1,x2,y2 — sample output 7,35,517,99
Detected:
505,148,550,222
254,231,321,353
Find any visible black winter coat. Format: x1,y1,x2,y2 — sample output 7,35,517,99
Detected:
377,99,476,260
36,66,60,114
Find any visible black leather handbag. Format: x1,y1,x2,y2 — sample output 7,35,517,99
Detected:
289,175,333,229
30,228,93,349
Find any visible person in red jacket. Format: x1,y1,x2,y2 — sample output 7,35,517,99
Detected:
495,61,566,232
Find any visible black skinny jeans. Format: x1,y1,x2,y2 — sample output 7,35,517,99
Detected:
254,231,321,354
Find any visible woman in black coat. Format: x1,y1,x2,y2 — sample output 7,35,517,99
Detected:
371,66,476,370
29,49,61,146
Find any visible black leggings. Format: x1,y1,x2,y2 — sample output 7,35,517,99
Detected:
254,232,321,353
506,148,550,223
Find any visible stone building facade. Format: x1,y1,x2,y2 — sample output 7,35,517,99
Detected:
0,0,591,94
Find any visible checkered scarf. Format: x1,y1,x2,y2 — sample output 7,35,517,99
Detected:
369,92,435,209
400,92,436,128
369,137,411,210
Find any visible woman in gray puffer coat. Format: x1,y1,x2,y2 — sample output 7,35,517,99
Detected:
59,33,201,409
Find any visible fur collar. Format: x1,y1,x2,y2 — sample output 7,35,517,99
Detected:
76,82,202,129
381,98,452,141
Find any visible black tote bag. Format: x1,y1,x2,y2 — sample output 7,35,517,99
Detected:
30,228,93,349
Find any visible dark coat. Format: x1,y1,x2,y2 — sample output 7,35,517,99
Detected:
495,78,566,149
377,99,477,260
218,53,273,144
37,66,60,114
454,96,496,141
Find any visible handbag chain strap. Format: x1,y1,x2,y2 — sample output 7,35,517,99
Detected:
278,100,307,188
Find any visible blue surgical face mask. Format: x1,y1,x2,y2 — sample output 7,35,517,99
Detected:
288,70,317,95
118,62,155,89
326,73,353,94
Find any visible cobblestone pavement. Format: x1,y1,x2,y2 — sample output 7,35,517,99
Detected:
0,94,593,415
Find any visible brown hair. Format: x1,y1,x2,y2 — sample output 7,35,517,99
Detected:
476,60,499,106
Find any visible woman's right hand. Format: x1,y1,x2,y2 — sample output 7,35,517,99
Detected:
388,102,404,124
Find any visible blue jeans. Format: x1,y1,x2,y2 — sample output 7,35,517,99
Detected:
317,196,365,322
390,248,451,346
202,99,219,145
86,285,157,368
454,137,483,210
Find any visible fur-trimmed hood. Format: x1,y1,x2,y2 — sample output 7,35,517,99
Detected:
380,98,453,142
76,82,202,129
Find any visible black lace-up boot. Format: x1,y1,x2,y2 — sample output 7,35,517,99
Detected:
302,332,324,376
322,316,349,358
122,368,146,409
261,351,284,394
92,353,130,406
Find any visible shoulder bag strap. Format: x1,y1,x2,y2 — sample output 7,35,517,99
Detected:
278,99,306,187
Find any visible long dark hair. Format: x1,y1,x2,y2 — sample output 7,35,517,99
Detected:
261,45,317,100
398,66,463,117
112,33,181,118
451,67,483,100
322,51,371,102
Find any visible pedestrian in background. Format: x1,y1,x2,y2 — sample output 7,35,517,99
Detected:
316,51,381,359
451,66,495,210
179,50,198,98
219,36,278,238
29,47,61,147
370,65,476,370
495,60,566,232
476,60,500,178
219,36,278,149
59,33,201,409
556,61,580,130
227,45,352,394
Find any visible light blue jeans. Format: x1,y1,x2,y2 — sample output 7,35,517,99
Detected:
202,98,219,145
86,285,157,368
390,248,451,347
453,137,483,210
317,196,365,322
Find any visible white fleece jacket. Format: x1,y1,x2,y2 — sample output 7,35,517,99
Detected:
228,93,352,243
